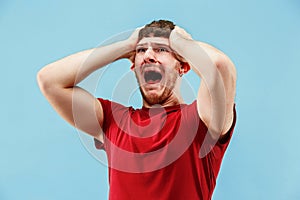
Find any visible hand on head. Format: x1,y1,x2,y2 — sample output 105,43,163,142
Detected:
117,26,144,63
121,23,193,73
171,26,193,41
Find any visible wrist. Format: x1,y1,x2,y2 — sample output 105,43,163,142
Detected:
113,40,136,61
170,35,191,54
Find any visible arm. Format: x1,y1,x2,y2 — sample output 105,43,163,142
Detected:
170,27,236,139
37,29,139,141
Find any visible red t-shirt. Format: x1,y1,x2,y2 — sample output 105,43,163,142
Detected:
95,98,236,200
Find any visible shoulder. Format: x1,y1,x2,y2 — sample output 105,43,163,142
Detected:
97,98,131,112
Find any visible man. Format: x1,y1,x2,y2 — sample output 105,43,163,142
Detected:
37,20,237,200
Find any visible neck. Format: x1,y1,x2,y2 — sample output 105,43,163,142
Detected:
142,92,184,108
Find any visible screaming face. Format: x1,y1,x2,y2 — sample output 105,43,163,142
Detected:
133,37,182,106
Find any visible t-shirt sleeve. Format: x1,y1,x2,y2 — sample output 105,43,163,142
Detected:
190,100,237,145
186,101,237,158
217,104,237,146
97,98,113,133
93,98,113,150
208,104,237,178
184,101,237,182
93,98,128,150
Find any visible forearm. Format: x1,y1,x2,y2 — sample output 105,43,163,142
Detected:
170,31,236,137
37,40,133,91
170,37,221,86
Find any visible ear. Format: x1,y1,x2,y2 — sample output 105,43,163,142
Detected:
130,64,135,71
181,62,191,74
129,53,136,64
129,53,136,71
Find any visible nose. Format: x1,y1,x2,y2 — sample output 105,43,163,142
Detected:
144,47,157,63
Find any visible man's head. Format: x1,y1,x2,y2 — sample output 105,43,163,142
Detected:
132,20,190,107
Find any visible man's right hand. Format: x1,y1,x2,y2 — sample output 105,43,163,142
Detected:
117,27,144,63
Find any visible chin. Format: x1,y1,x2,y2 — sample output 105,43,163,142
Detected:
141,88,171,106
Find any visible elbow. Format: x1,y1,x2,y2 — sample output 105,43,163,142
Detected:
215,57,236,82
36,66,54,94
36,68,46,92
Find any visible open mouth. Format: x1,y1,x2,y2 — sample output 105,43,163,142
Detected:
144,71,162,84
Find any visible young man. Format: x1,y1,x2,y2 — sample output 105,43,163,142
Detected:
37,20,237,200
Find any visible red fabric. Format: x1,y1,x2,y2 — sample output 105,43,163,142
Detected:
96,98,236,200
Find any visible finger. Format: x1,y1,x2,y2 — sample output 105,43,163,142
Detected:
174,26,193,40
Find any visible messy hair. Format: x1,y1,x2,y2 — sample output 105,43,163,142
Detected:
138,20,175,41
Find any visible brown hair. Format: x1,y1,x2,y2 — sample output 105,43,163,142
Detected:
138,20,175,41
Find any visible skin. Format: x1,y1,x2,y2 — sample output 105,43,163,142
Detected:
133,37,184,107
170,26,236,138
37,26,236,143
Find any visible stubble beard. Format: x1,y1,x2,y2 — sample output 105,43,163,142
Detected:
138,73,178,106
140,86,173,106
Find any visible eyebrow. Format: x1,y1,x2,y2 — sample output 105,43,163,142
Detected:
136,42,170,48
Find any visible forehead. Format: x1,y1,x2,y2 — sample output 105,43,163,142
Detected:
137,37,170,46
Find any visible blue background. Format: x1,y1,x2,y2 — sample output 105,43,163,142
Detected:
1,0,299,199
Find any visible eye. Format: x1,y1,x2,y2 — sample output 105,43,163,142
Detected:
157,47,168,52
136,48,146,53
